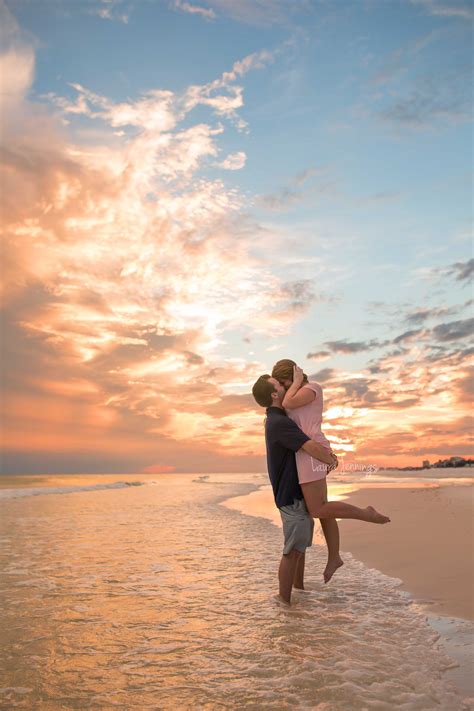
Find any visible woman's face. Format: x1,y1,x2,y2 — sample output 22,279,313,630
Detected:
279,377,293,390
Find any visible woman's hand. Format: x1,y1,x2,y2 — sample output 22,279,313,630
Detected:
282,364,309,408
293,365,304,387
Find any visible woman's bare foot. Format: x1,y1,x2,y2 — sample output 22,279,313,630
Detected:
366,505,391,523
324,556,344,584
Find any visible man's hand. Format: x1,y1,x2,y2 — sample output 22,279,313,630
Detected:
301,439,337,467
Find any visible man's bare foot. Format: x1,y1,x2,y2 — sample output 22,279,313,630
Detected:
275,593,291,606
324,556,344,584
366,505,391,523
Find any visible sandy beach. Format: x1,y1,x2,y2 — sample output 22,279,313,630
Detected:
337,484,474,621
224,481,474,622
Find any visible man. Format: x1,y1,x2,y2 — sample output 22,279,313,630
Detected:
251,374,338,606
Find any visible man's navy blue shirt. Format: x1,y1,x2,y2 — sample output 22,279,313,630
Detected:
265,406,310,508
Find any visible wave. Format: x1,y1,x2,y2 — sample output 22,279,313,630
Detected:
0,480,146,500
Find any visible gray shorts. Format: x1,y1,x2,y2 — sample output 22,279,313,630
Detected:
279,498,314,555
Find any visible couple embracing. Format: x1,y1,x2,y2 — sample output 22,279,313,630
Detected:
252,359,391,606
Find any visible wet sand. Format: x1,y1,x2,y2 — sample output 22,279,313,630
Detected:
3,475,470,709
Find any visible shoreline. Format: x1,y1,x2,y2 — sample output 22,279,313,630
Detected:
223,482,474,621
221,481,474,701
336,484,474,621
336,484,474,700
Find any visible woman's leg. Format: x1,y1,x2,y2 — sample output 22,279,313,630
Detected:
301,479,391,523
320,518,344,583
301,477,345,583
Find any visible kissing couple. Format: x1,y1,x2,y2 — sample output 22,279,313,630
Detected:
252,359,391,606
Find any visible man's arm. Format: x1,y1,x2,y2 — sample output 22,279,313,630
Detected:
301,440,338,469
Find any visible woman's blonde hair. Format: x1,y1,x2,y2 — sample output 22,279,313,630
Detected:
271,359,308,385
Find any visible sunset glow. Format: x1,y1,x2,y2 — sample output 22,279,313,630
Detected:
1,0,472,474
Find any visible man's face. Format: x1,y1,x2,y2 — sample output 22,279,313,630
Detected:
268,377,285,401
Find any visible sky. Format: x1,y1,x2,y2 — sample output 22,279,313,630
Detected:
1,0,472,475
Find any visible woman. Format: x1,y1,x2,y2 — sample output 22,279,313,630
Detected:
271,358,391,584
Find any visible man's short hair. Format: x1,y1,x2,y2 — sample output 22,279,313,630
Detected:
252,374,275,408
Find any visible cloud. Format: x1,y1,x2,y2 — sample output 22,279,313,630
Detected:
44,46,280,136
452,366,474,406
446,257,474,282
431,317,474,342
0,0,37,111
257,186,304,211
255,165,336,212
309,338,473,466
0,8,313,472
409,0,474,20
215,151,246,170
354,413,473,461
268,279,318,319
322,338,387,354
303,307,472,463
203,393,257,417
359,24,471,132
90,0,132,23
170,0,217,20
173,0,314,27
392,328,425,345
307,350,331,361
371,30,439,87
407,257,473,290
404,305,459,324
303,315,473,466
377,68,472,129
308,367,337,382
2,1,472,472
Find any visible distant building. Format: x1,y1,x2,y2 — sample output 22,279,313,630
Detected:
431,456,471,468
422,460,430,469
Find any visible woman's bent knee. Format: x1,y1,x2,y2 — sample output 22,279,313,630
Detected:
301,480,327,516
309,500,328,518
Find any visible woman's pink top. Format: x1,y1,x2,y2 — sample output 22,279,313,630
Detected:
285,381,331,484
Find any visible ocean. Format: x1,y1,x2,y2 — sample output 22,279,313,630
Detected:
0,471,472,710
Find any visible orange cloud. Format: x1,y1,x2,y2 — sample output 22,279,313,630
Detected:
0,8,314,473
